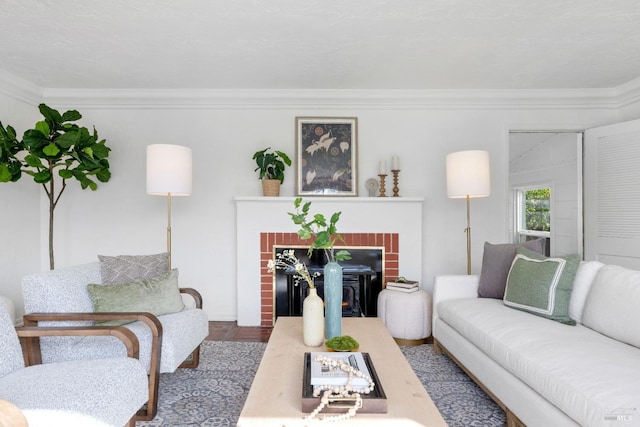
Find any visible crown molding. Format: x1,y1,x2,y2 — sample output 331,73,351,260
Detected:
0,68,634,111
0,70,42,105
39,87,623,111
614,76,640,108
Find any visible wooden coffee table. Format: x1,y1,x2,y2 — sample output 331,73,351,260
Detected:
238,317,446,426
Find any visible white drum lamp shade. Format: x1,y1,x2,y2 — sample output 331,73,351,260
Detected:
146,144,192,196
446,150,491,199
446,150,491,275
146,144,193,269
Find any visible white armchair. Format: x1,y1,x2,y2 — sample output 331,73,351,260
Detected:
0,299,148,427
21,262,209,421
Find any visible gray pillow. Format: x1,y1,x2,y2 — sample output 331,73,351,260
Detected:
478,238,545,298
98,252,169,284
87,269,185,326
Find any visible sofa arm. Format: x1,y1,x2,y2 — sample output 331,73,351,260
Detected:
22,312,162,371
433,275,480,302
16,324,141,362
180,288,202,309
432,275,480,336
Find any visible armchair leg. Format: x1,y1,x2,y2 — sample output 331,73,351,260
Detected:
179,344,201,369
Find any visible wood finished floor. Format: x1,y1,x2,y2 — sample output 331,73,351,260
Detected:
206,321,273,342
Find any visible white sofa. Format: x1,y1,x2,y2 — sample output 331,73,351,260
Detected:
433,261,640,427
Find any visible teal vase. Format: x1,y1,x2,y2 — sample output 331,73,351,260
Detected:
324,261,343,339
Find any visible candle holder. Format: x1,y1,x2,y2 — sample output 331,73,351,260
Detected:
378,174,387,197
391,169,400,197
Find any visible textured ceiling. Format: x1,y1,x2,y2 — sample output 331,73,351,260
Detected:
1,0,640,90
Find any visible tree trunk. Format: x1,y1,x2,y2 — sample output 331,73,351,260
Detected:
48,178,55,270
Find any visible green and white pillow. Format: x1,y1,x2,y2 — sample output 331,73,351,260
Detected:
503,247,580,325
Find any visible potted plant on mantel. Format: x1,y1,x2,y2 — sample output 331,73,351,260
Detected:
252,147,291,196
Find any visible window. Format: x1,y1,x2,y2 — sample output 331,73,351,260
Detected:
515,186,551,255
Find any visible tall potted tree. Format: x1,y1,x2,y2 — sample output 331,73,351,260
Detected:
0,103,112,269
253,147,291,196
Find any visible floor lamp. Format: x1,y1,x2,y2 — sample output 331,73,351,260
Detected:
146,144,193,269
446,150,491,275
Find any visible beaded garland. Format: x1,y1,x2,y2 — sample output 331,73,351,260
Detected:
304,354,375,423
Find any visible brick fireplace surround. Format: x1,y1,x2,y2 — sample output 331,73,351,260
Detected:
236,196,423,326
260,232,399,326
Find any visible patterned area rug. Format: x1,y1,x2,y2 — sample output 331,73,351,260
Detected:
400,345,505,427
138,341,505,426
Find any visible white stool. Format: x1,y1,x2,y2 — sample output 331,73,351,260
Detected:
377,289,432,345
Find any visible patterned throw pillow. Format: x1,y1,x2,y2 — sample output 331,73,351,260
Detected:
477,238,546,299
98,253,169,284
503,247,580,325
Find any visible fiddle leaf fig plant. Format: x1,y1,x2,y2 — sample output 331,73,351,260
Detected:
0,103,112,269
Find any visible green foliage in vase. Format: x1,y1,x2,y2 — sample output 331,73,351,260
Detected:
0,103,111,269
288,197,351,263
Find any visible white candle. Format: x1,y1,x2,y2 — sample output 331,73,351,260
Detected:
392,156,399,170
379,160,387,174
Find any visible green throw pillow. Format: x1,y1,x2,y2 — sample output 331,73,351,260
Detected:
503,247,580,325
87,269,185,326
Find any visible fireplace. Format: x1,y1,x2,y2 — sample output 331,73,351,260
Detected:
260,232,399,326
273,246,384,319
236,196,424,327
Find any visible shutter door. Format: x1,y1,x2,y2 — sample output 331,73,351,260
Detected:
584,118,640,268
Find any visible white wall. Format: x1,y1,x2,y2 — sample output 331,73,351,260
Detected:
0,91,42,322
0,87,631,322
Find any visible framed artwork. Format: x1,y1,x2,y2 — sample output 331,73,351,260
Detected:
295,117,358,196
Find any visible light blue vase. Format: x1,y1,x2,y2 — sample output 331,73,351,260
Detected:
324,261,343,339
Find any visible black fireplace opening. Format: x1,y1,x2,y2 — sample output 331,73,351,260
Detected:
273,246,384,319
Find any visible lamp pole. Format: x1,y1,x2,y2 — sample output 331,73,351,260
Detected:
167,192,172,269
446,150,491,275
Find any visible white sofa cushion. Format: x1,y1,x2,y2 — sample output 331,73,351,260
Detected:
0,304,25,377
0,357,147,427
22,262,100,325
569,260,604,323
22,409,113,427
582,265,640,349
437,298,640,426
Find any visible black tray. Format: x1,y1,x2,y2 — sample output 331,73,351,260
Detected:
301,352,387,413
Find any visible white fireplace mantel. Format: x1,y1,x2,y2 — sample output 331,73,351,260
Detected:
235,196,425,326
